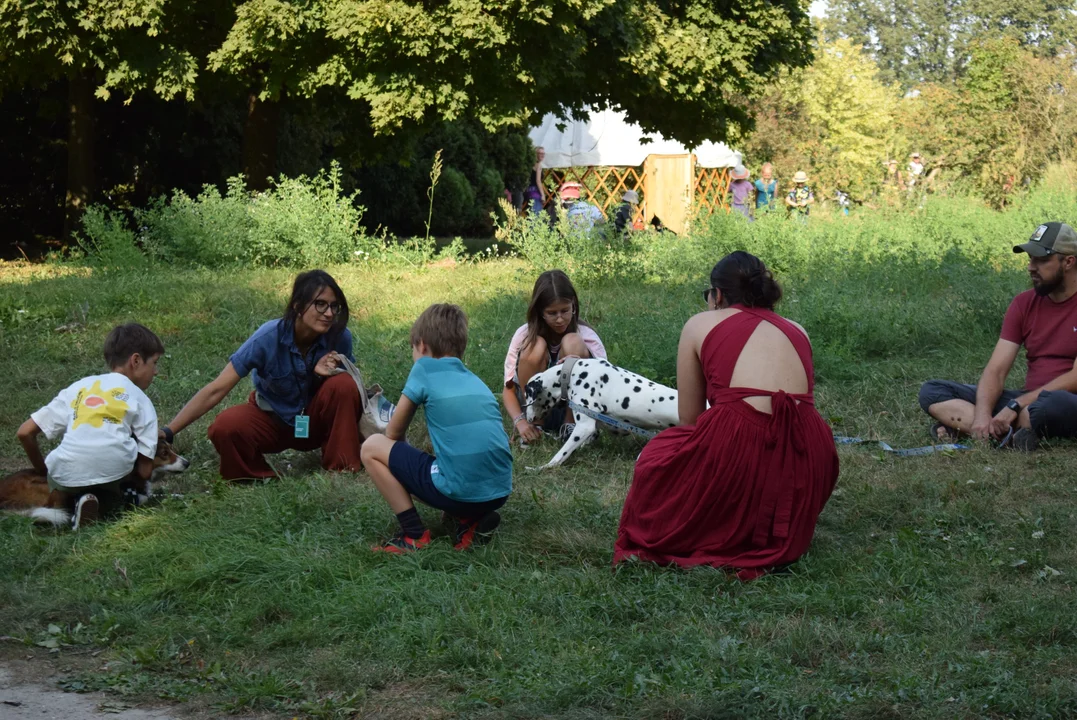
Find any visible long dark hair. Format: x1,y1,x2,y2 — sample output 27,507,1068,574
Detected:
524,269,589,348
279,270,350,346
710,251,782,309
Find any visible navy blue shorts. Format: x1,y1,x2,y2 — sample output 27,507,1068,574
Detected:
388,442,507,520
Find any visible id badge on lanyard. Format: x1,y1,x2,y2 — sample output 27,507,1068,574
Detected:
294,410,310,439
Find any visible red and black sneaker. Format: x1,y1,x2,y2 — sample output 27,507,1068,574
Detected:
453,512,501,551
372,530,432,554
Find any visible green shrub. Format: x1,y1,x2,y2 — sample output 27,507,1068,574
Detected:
81,163,374,267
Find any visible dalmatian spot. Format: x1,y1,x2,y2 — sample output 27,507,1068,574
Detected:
633,386,641,393
584,383,590,389
582,398,589,406
621,397,630,409
579,371,588,379
573,436,580,442
658,396,665,401
651,399,655,403
600,374,609,383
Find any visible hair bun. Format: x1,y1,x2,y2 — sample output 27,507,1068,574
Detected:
710,251,781,309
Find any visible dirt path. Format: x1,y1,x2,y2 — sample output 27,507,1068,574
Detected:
0,666,179,719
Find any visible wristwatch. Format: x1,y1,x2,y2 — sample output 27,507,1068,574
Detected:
1006,399,1022,414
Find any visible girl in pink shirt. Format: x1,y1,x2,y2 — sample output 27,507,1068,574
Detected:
503,270,607,442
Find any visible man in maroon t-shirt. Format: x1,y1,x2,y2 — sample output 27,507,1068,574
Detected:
919,222,1077,450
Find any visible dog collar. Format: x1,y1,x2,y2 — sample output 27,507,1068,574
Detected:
558,356,579,403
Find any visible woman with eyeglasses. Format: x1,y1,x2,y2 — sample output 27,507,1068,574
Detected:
614,252,839,579
503,270,607,443
161,270,365,480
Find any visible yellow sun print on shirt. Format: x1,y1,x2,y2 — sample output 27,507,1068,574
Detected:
70,380,130,429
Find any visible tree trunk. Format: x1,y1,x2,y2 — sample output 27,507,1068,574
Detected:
63,72,96,243
243,92,279,191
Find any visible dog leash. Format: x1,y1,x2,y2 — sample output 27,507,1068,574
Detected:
562,405,976,454
567,400,659,439
832,435,971,456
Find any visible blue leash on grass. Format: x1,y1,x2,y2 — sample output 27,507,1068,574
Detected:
831,435,971,457
569,399,976,456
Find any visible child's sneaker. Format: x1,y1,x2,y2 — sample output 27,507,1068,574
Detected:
372,530,432,554
71,494,99,531
453,512,501,550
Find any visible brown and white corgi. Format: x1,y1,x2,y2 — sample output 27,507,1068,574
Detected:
0,441,189,527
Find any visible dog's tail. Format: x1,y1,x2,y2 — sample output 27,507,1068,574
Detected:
23,507,71,526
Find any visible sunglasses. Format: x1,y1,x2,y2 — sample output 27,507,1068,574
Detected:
310,299,343,316
701,288,715,304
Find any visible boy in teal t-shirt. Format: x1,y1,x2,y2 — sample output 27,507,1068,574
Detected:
361,303,512,552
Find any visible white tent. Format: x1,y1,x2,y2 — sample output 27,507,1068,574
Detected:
529,108,741,169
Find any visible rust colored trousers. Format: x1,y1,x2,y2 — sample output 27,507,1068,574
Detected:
208,374,364,480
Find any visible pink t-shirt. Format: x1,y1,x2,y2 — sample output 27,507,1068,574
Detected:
503,323,607,387
1000,289,1077,390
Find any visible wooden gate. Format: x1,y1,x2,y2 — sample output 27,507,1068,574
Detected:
643,154,694,234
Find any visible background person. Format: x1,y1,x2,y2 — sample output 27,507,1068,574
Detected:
561,182,604,232
613,189,639,235
614,251,838,579
162,270,364,480
785,171,814,217
753,163,777,213
524,147,548,215
919,222,1077,451
728,165,753,220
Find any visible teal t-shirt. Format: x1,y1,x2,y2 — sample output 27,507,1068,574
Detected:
753,179,777,208
402,356,512,502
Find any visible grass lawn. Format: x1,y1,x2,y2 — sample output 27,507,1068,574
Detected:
0,255,1075,719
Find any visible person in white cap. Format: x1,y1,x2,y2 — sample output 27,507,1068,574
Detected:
613,189,639,235
908,152,924,189
919,222,1077,451
785,171,813,217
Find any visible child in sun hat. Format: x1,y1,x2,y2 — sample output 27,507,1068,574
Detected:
728,165,753,220
785,171,814,218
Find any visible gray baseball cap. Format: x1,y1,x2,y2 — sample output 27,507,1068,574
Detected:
1014,222,1077,257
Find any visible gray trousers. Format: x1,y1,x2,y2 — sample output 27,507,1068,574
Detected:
919,379,1077,439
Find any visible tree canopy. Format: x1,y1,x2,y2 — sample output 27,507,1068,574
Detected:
826,0,1077,87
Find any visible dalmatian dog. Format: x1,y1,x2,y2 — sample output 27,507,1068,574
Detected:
523,358,679,470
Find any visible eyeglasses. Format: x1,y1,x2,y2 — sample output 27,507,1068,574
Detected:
701,288,715,304
310,300,343,316
542,308,574,321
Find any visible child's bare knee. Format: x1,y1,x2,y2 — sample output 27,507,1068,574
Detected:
360,434,388,463
560,332,588,357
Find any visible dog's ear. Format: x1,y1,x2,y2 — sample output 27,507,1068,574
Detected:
524,377,544,401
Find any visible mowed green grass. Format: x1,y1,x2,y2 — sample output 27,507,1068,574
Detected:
0,255,1075,719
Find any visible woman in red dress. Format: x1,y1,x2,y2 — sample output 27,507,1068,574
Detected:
614,251,838,579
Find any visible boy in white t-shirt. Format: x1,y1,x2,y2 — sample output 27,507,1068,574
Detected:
15,323,164,529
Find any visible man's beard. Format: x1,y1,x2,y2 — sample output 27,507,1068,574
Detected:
1033,272,1062,296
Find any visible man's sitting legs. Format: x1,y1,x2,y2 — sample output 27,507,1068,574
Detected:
919,379,1077,444
918,380,1020,437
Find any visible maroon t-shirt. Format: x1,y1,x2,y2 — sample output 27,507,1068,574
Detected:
1000,289,1077,390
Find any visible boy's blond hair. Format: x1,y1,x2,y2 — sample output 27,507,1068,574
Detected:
410,304,468,358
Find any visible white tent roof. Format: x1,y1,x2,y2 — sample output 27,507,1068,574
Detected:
529,108,741,169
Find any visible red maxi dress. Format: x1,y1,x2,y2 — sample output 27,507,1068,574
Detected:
614,307,839,579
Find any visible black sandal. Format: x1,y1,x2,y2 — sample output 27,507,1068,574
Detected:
930,422,961,443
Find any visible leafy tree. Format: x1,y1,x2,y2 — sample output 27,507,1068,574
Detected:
827,0,1077,87
738,35,897,200
207,0,817,177
896,37,1074,207
0,0,213,237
